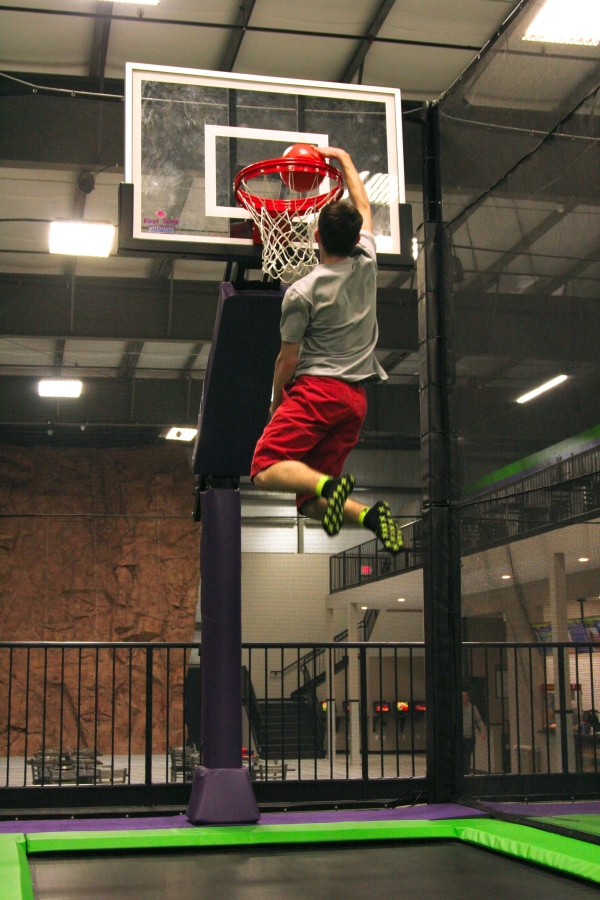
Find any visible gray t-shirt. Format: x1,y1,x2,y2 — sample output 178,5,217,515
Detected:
279,231,387,382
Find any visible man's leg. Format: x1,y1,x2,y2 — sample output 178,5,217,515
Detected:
296,412,404,552
253,460,326,496
300,495,366,524
254,461,356,536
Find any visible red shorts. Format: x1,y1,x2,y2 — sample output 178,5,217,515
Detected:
251,375,367,510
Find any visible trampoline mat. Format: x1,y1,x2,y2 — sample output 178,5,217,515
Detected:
29,840,599,900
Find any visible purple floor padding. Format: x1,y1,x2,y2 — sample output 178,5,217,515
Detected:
484,801,600,817
0,802,484,834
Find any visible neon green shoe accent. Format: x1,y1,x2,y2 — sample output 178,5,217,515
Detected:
358,506,370,526
377,502,403,554
365,501,404,554
315,475,332,498
322,475,355,537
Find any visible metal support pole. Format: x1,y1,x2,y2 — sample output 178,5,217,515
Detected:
557,647,570,774
418,103,461,803
359,644,369,781
144,646,153,789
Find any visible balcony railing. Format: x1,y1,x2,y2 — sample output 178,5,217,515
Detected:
331,467,600,593
329,518,423,592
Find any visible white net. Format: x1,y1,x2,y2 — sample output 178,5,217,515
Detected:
235,160,343,282
237,195,321,282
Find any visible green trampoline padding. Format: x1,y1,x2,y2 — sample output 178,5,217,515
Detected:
535,814,600,839
3,816,600,900
0,834,34,900
25,819,460,853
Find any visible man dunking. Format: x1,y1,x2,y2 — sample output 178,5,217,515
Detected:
250,146,403,553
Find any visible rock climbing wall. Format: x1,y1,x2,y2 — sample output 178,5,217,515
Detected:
0,443,199,756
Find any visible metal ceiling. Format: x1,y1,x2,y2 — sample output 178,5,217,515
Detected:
4,0,594,465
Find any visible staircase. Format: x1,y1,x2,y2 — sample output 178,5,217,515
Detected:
254,698,326,760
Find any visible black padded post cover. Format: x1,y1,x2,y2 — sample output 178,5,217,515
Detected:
192,282,284,477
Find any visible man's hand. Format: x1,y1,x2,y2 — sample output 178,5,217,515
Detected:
314,146,372,232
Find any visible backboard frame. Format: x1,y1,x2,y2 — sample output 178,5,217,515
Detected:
120,62,414,269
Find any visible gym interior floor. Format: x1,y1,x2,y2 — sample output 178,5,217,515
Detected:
3,802,600,899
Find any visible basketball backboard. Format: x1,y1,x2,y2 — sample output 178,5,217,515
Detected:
121,63,412,267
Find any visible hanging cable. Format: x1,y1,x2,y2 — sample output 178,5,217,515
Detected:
0,71,123,100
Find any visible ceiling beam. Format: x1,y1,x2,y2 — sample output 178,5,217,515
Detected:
381,349,410,373
119,339,144,378
0,376,419,434
340,0,396,83
523,244,600,297
0,375,203,426
220,0,257,72
148,256,173,281
471,358,519,390
461,201,576,297
53,338,65,375
89,1,113,84
0,276,419,351
180,342,205,379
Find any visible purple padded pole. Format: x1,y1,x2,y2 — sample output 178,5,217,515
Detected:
186,486,259,824
200,487,242,769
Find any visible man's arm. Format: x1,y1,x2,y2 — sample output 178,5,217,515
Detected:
315,147,372,233
270,341,300,415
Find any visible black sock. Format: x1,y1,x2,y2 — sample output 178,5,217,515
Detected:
362,505,381,534
320,477,338,500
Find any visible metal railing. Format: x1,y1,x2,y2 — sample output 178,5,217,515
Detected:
331,467,600,593
330,518,423,592
460,470,600,554
0,640,426,808
461,641,600,794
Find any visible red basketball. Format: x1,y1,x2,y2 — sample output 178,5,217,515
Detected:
281,144,324,193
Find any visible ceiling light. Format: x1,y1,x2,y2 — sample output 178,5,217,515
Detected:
164,427,198,442
38,380,82,398
99,0,159,4
502,575,511,580
361,606,368,610
397,598,406,602
579,557,589,562
49,222,115,257
523,0,600,47
516,374,567,404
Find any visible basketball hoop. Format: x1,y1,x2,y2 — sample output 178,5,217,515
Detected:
234,155,344,281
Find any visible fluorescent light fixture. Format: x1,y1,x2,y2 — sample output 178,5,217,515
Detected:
49,222,115,257
502,575,511,580
361,606,368,610
579,557,590,562
342,172,399,206
363,173,399,206
516,374,567,404
397,598,406,602
523,0,600,47
99,0,159,4
412,236,419,260
38,380,82,398
164,427,198,442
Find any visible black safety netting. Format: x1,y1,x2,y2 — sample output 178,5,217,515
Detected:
437,0,600,785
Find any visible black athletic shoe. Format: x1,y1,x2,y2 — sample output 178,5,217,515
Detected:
363,501,403,554
322,474,355,536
